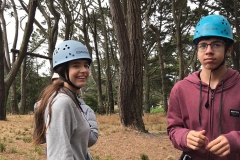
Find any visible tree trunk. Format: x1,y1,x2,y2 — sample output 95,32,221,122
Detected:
109,0,146,132
2,0,37,120
10,84,19,114
145,0,168,112
0,25,6,120
8,0,19,114
157,38,168,112
98,0,114,114
143,57,151,113
172,0,186,80
232,0,240,71
20,58,26,114
91,10,105,114
108,81,114,114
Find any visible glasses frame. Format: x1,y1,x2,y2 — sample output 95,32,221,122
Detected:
197,41,226,52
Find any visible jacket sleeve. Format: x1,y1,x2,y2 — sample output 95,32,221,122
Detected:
167,86,191,152
45,95,77,160
224,131,240,153
80,99,98,147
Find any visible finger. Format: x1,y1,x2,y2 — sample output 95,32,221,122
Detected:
206,138,220,149
190,135,206,145
207,137,230,157
199,130,206,135
209,142,226,153
213,145,229,157
187,136,205,149
218,149,230,157
187,143,201,150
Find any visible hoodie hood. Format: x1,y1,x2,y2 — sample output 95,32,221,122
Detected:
185,69,239,91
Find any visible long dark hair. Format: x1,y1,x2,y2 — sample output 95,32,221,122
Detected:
33,64,67,145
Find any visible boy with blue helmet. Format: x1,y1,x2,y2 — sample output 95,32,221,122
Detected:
167,15,240,160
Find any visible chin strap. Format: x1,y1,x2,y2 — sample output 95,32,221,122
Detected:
59,76,80,90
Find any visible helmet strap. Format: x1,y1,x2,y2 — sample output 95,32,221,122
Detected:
213,45,230,71
59,76,80,90
59,67,80,90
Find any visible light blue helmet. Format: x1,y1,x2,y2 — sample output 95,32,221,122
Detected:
52,40,92,70
193,15,234,44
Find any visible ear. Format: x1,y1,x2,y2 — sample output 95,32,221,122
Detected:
226,45,233,57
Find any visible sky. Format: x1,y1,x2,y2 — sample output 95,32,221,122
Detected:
5,1,52,76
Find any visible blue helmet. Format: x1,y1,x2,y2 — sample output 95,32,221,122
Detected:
52,40,92,70
193,15,234,44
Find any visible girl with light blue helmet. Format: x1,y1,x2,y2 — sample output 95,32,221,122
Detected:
33,40,94,160
167,15,240,160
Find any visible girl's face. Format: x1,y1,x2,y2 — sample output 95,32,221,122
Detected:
68,59,90,88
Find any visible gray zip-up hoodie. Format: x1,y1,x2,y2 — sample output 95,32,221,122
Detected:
78,98,98,147
167,69,240,160
45,92,91,160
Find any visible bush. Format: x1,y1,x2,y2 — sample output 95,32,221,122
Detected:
0,143,6,152
140,153,149,160
150,107,164,113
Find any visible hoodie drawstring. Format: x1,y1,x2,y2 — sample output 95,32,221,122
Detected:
219,81,224,134
205,70,213,108
198,82,203,125
198,79,224,134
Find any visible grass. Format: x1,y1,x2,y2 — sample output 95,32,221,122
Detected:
0,113,180,160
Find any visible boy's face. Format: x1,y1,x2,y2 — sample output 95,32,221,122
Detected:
197,38,232,70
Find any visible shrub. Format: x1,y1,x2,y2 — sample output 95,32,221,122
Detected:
34,145,42,155
0,143,6,152
140,153,149,160
22,136,32,143
150,107,164,113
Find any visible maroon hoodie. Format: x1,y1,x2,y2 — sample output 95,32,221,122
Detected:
167,69,240,160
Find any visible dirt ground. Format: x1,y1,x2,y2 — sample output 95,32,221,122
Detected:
0,114,182,160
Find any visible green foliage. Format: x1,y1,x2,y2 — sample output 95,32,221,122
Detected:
0,142,6,152
104,155,114,160
93,155,100,160
82,94,98,112
34,145,42,155
6,57,51,114
10,147,17,153
81,77,98,112
22,136,32,143
140,153,149,160
150,107,164,114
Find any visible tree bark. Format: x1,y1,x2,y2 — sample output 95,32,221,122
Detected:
98,0,114,114
1,0,37,120
143,57,151,113
20,58,26,114
92,11,105,114
9,0,19,114
232,0,240,71
145,0,168,112
0,25,5,119
109,0,146,132
172,0,186,80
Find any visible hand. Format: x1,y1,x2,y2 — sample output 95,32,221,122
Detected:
206,135,230,157
186,130,208,150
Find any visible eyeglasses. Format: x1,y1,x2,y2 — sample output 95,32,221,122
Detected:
197,41,225,52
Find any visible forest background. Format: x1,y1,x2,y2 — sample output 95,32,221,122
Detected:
0,0,239,132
